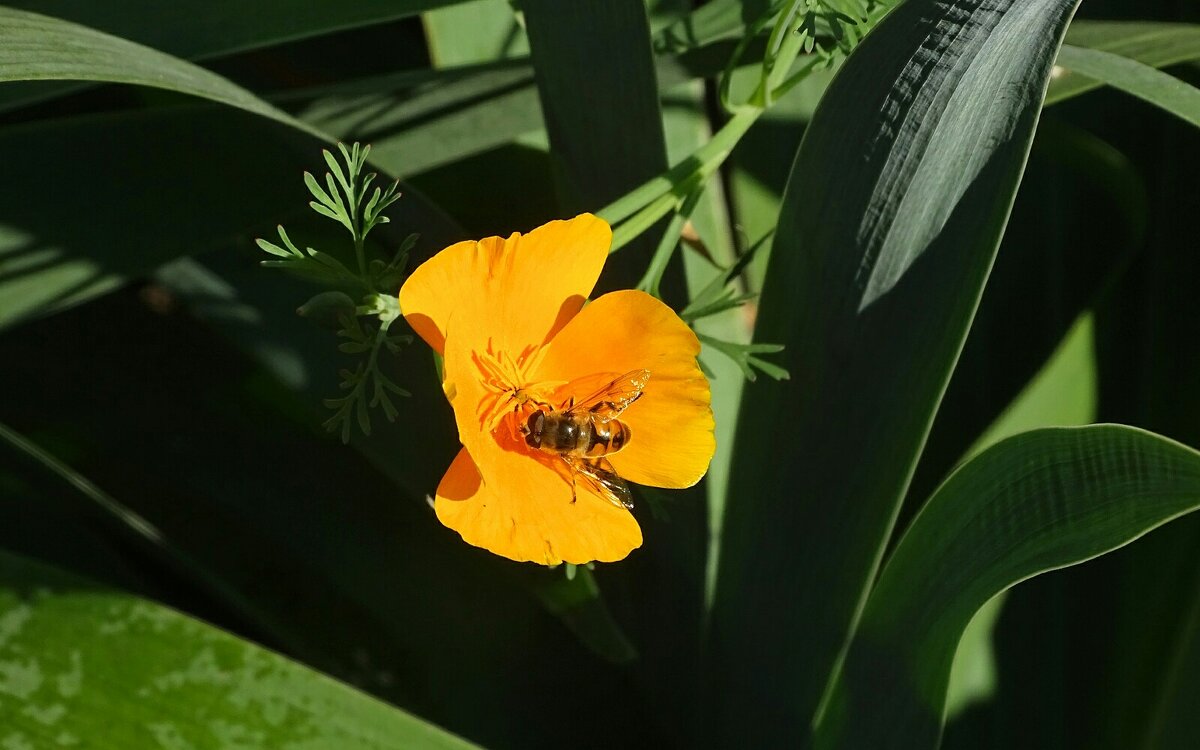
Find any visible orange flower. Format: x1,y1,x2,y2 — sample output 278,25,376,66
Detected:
400,214,715,565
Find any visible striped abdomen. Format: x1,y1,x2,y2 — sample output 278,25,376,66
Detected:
523,411,631,458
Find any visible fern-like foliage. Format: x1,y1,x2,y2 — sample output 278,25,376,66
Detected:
795,0,893,66
257,143,417,443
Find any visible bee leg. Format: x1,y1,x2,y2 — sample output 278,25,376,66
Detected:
562,457,578,504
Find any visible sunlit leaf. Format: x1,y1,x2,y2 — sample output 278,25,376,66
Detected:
707,0,1083,745
0,6,321,137
816,426,1200,748
0,549,478,750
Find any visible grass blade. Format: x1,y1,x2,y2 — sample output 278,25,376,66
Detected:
1056,44,1200,129
0,6,324,139
523,0,670,216
1048,21,1200,105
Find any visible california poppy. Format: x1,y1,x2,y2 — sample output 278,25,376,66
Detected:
400,214,714,565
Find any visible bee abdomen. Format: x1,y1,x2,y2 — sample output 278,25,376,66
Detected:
584,419,630,457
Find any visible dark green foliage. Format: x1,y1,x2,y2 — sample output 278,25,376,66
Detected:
2,1,1200,749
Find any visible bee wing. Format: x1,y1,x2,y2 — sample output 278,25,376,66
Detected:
564,369,650,423
568,456,634,511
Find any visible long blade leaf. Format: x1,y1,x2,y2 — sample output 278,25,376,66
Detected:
0,6,323,138
1056,44,1200,129
706,0,1082,745
815,425,1200,749
1048,21,1200,105
6,0,456,61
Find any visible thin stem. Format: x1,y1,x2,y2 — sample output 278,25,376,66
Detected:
760,0,807,106
354,234,367,279
638,183,705,297
366,320,389,376
610,192,678,254
0,420,163,544
599,105,761,227
596,2,828,258
771,56,823,100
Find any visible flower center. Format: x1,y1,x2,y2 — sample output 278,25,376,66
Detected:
471,341,563,437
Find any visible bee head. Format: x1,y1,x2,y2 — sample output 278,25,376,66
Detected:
522,411,545,449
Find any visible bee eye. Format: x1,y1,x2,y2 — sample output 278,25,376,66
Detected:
523,412,544,448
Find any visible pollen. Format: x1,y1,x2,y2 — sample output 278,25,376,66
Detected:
470,341,563,434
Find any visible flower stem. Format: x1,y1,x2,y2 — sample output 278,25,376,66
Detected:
597,2,823,256
598,105,762,228
609,192,677,254
637,182,705,298
354,233,367,279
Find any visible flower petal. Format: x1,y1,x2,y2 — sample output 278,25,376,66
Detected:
435,447,643,565
399,214,611,355
533,290,715,489
438,321,642,566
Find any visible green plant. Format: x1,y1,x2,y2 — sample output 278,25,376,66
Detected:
257,142,416,441
2,1,1200,748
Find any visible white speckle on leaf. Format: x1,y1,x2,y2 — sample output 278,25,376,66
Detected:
22,701,66,725
0,658,43,699
56,651,82,698
0,604,31,648
151,648,225,693
212,719,266,748
1,732,34,750
147,723,196,750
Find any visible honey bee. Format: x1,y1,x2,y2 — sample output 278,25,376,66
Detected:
520,369,650,511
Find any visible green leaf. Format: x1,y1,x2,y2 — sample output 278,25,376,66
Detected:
523,0,670,216
423,0,528,67
940,62,1200,750
5,0,458,65
1048,21,1200,105
0,0,463,111
285,21,762,183
654,17,751,701
0,107,458,331
0,6,322,138
0,549,477,749
1049,68,1200,749
1055,44,1200,129
653,0,771,54
942,312,1097,720
294,62,543,179
705,0,1082,745
814,425,1200,749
